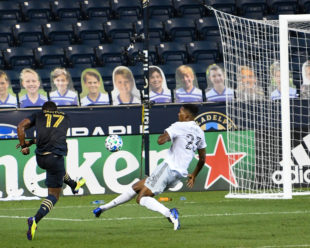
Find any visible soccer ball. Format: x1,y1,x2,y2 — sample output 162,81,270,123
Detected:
105,135,123,152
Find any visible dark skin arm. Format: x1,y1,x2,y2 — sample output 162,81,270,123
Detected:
157,131,171,145
17,118,33,155
187,148,206,188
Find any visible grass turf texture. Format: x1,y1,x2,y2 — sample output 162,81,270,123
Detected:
0,191,309,248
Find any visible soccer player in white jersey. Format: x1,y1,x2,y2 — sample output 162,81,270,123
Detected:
93,104,206,230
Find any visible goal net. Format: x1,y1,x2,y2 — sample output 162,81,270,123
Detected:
212,9,310,199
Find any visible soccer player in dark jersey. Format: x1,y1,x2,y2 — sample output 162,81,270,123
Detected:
16,101,85,240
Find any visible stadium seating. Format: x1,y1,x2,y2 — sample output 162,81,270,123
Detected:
0,1,22,23
6,70,20,94
104,19,135,44
36,68,53,93
125,41,159,66
135,19,166,43
3,47,36,70
13,22,45,48
173,0,206,18
75,20,105,46
67,67,83,94
20,0,53,23
187,40,219,64
65,44,97,68
195,17,221,43
95,44,127,66
157,41,188,65
51,0,83,22
0,23,15,50
34,45,67,69
148,0,175,20
205,0,237,14
111,0,142,20
267,0,298,14
163,18,197,42
299,0,310,13
43,22,76,46
82,0,112,21
236,0,267,19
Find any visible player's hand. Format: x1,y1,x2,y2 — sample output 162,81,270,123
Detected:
16,140,31,149
187,174,195,188
21,147,30,155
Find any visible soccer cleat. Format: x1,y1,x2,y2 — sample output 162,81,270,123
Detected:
72,178,86,194
27,217,37,240
93,207,104,218
168,208,180,230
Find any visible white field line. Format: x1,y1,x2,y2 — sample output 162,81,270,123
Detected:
0,210,309,222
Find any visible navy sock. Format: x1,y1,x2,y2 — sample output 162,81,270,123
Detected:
34,194,58,223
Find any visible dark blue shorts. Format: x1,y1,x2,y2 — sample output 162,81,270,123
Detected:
36,153,65,188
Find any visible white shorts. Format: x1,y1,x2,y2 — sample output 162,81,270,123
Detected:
145,161,182,195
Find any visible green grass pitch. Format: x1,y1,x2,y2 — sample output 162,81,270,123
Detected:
0,191,310,248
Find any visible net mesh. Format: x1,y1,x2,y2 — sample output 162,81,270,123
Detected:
213,9,310,198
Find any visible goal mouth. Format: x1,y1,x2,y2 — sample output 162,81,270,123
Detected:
212,8,310,199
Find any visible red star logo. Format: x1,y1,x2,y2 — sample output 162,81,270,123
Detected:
203,135,246,189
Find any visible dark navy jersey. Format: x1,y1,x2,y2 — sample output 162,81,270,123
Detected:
28,110,69,156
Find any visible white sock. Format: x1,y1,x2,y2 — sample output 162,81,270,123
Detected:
100,187,137,210
139,196,171,217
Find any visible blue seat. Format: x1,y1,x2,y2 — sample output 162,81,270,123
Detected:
206,0,237,14
21,0,53,23
187,41,219,63
34,45,67,69
6,70,21,94
95,43,127,66
148,0,175,20
135,19,165,42
196,17,221,42
0,23,15,50
43,22,76,46
0,1,22,22
82,0,112,20
111,0,142,20
104,19,135,43
36,68,53,93
299,0,310,13
237,0,266,18
75,20,105,46
3,47,36,69
13,22,45,48
65,44,97,68
67,68,83,94
187,63,208,92
173,0,206,18
157,41,188,64
128,64,144,91
267,0,298,14
51,0,83,21
164,18,197,42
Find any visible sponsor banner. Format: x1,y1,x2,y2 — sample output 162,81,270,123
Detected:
0,131,253,198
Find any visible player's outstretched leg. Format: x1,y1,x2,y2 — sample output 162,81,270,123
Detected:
93,187,137,218
27,217,37,240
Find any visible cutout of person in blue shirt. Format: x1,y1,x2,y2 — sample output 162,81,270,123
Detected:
269,61,297,100
301,60,310,99
205,64,234,102
0,70,17,108
112,66,141,105
19,68,47,108
80,68,109,106
50,68,78,106
175,65,202,103
149,66,171,103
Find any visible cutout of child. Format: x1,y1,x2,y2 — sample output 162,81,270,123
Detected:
19,68,47,108
0,70,17,108
149,65,171,103
205,64,234,102
301,60,310,99
50,68,78,106
112,66,141,105
80,68,109,106
175,65,202,103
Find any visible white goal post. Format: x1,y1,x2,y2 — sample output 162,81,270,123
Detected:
212,9,310,199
